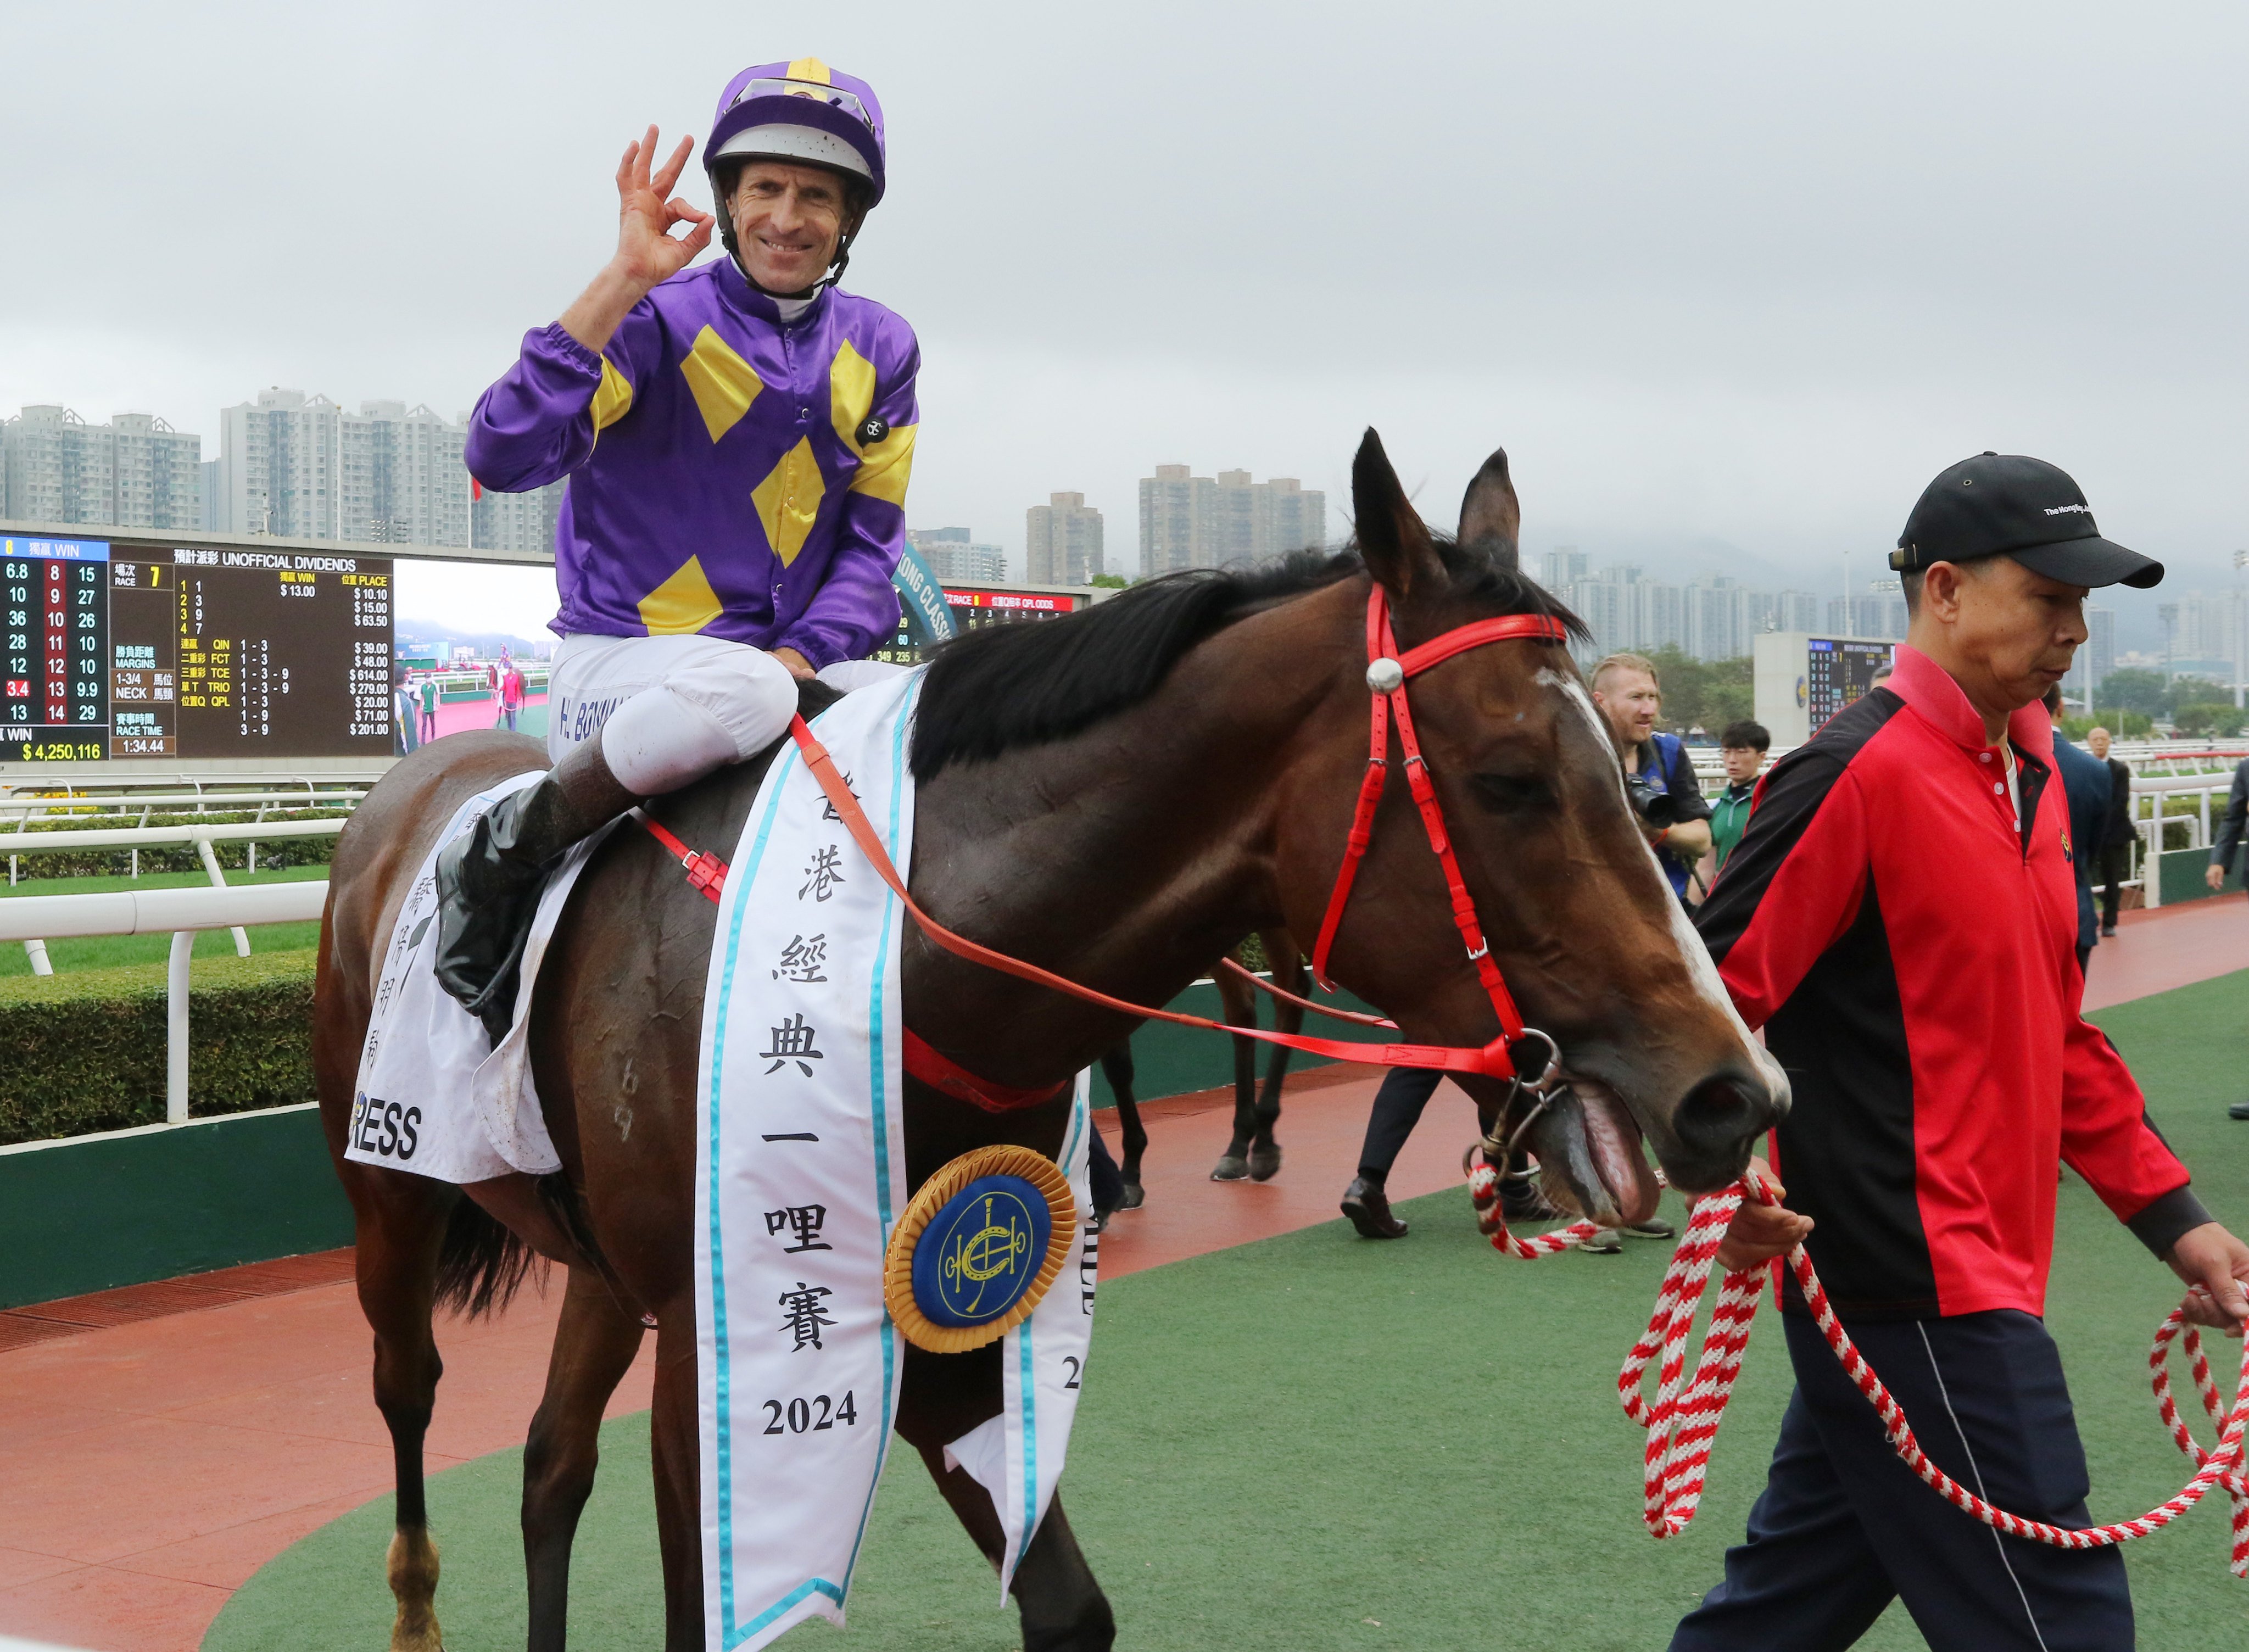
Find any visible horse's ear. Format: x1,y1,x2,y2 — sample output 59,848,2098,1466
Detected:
1457,447,1520,571
1352,428,1444,601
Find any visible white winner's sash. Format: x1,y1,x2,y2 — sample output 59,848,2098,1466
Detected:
695,672,920,1650
942,1069,1099,1597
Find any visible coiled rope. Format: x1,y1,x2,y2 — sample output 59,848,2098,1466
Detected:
1464,1158,2249,1575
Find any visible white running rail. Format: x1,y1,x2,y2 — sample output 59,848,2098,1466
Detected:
2,818,347,973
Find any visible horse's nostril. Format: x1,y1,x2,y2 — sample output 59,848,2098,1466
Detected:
1676,1074,1774,1162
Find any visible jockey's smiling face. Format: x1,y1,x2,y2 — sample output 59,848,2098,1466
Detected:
728,161,857,293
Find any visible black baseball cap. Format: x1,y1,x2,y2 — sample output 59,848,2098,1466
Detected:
1890,452,2163,589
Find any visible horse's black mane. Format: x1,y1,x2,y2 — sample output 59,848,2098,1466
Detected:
908,536,1588,781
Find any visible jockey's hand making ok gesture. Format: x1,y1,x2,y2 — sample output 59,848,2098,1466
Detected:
561,127,715,354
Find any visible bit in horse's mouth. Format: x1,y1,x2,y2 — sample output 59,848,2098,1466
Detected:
1532,1075,1661,1229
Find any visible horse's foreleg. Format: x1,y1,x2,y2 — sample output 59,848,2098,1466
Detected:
912,1448,1116,1652
1096,1045,1145,1209
522,1265,646,1652
350,1172,453,1652
1211,967,1260,1180
648,1303,706,1652
1246,944,1307,1183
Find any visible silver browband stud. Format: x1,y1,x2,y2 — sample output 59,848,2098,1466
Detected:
1365,657,1405,694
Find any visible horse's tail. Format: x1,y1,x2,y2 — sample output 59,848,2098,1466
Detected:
433,1190,543,1319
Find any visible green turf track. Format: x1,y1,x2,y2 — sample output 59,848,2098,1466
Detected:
204,973,2249,1650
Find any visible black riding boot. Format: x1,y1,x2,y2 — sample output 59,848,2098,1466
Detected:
432,739,640,1043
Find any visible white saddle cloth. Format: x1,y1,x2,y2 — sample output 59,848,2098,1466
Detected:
342,773,611,1185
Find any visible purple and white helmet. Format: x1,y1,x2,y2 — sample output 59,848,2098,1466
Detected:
704,58,888,208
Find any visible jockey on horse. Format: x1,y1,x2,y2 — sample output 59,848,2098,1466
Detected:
437,60,916,1036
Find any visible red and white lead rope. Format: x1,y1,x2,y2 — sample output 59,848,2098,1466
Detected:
1464,1158,2249,1575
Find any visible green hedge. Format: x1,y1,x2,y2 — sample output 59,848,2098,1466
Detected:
0,949,319,1145
1,808,349,880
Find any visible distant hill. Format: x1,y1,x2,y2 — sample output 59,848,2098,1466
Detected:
395,616,553,658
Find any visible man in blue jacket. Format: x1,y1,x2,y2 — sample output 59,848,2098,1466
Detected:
1592,653,1712,901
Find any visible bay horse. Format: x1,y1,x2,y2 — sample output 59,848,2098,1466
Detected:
1096,928,1309,1208
313,430,1789,1652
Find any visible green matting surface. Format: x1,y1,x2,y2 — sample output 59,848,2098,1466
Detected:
204,973,2249,1650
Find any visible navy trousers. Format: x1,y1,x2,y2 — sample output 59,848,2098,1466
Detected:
1357,1066,1444,1181
1670,1309,2131,1651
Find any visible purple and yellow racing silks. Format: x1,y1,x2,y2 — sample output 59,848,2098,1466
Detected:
465,259,918,669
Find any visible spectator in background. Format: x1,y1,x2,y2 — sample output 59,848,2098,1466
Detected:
2045,683,2109,979
501,662,526,733
2086,727,2134,936
1591,653,1712,903
1704,719,1770,883
394,671,420,756
420,674,439,744
2205,755,2249,1119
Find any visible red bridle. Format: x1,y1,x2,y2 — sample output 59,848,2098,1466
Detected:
643,583,1576,1102
1308,585,1572,1080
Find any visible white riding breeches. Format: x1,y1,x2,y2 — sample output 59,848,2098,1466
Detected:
548,632,905,796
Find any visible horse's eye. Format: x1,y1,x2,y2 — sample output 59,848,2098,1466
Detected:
1472,771,1553,813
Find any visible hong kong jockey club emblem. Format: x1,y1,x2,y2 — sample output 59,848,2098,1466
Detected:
885,1144,1075,1352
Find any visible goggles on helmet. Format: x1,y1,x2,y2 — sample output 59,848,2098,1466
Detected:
727,77,876,133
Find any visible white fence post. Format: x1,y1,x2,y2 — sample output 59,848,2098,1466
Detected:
21,939,52,976
166,929,194,1124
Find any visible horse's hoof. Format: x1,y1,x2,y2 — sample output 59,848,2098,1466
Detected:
1247,1141,1282,1181
1085,1209,1108,1236
1210,1156,1249,1181
386,1527,444,1652
1117,1182,1145,1210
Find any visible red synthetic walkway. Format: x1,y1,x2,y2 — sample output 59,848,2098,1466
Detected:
0,892,2242,1649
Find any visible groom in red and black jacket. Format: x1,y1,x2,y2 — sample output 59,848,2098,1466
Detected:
1673,453,2249,1652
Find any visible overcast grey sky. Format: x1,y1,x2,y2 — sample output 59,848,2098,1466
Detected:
4,1,2242,638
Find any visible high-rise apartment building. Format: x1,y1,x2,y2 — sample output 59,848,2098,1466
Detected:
217,389,341,538
1826,580,1909,643
1137,466,1326,577
907,526,1007,584
217,390,472,546
1025,493,1104,585
340,402,470,547
1541,546,1589,590
2065,605,2117,705
1772,590,1823,632
1548,559,1835,663
1141,465,1200,577
474,478,568,555
1,405,200,530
